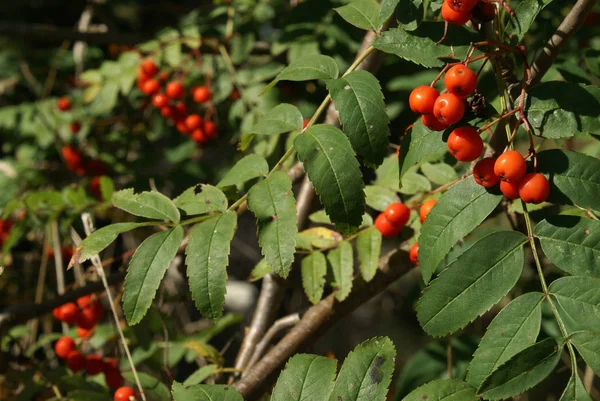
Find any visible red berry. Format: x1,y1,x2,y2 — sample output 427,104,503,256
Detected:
105,368,124,388
433,93,465,125
447,126,483,162
518,173,550,204
76,295,93,309
62,146,83,172
442,1,472,25
86,159,109,176
384,202,410,227
203,121,217,138
114,386,137,401
303,118,310,129
500,180,520,199
166,81,184,99
58,97,72,111
409,242,419,265
160,106,174,119
59,303,80,325
54,336,76,359
473,157,500,188
494,150,527,183
422,113,449,132
419,200,437,223
191,129,208,144
76,306,98,330
445,0,478,13
89,301,104,320
444,64,477,98
66,350,86,372
141,79,160,96
176,121,190,135
230,89,240,100
77,326,93,339
192,86,212,103
409,86,440,114
141,60,158,77
374,214,402,238
158,71,170,82
69,122,81,134
104,358,119,372
185,114,203,131
473,0,496,22
137,69,151,83
172,102,188,120
52,306,64,320
152,93,168,108
86,354,105,375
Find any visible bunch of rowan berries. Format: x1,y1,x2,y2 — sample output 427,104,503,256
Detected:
57,97,82,135
474,151,550,204
53,294,104,340
136,59,218,145
441,0,496,26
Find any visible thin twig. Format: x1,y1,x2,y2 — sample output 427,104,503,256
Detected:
50,221,68,334
29,234,50,345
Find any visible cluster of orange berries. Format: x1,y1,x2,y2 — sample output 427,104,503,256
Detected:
474,151,550,203
57,97,82,135
52,294,104,339
442,0,496,26
60,144,108,198
136,59,217,145
0,219,13,249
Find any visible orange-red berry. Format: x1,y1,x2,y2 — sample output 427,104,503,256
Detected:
104,368,124,388
185,114,203,131
152,93,168,108
441,1,472,24
433,93,465,125
409,85,440,114
422,113,449,132
203,121,217,138
494,150,527,183
76,306,98,330
141,79,160,96
54,336,76,359
384,202,411,227
374,214,402,238
444,64,477,98
66,350,86,372
409,242,419,265
191,129,209,144
473,157,500,187
192,86,212,103
420,200,437,223
59,303,80,325
518,173,550,204
58,97,72,111
166,81,184,99
160,106,173,119
500,180,520,199
77,326,93,339
70,122,81,134
447,126,483,162
86,354,105,376
140,60,158,77
114,386,137,401
445,0,478,13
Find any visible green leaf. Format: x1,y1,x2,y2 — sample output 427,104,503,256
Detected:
373,23,478,68
122,372,170,400
302,251,327,304
536,149,600,211
183,365,218,386
356,227,382,282
418,178,503,284
421,162,458,185
504,0,553,43
534,216,600,278
249,258,273,282
230,33,255,64
558,373,593,401
328,337,395,401
328,241,354,301
248,171,298,278
398,120,447,180
173,185,228,216
123,226,184,324
186,212,238,322
396,0,424,31
571,331,600,377
217,154,269,188
417,231,526,337
99,176,114,202
89,81,119,115
295,124,366,234
550,276,600,332
401,379,479,401
271,354,338,401
112,189,180,223
378,0,401,26
77,223,147,263
477,338,563,400
327,70,390,166
163,33,182,67
265,55,339,92
399,171,431,195
172,381,243,401
522,83,600,139
247,104,303,136
364,185,398,212
466,292,543,387
334,0,380,31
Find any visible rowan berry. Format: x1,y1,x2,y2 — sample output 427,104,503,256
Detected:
104,358,119,372
176,120,190,135
447,126,483,162
384,202,411,227
518,173,550,204
473,157,499,187
77,326,93,339
57,97,71,111
160,106,173,119
172,102,188,120
422,113,449,132
86,354,105,375
185,114,203,131
76,306,98,329
114,386,137,401
90,177,102,199
419,199,437,223
59,303,80,325
137,69,151,83
166,81,185,99
191,129,208,144
76,295,93,309
66,350,86,372
409,85,440,114
140,60,158,77
494,150,527,183
192,86,212,103
152,93,168,108
230,89,241,100
53,307,64,321
105,368,124,388
472,0,496,22
409,242,419,265
158,71,170,82
203,121,217,138
441,1,472,25
54,336,76,358
444,64,477,98
70,122,81,134
433,93,465,125
374,214,402,238
445,0,478,13
141,79,160,96
499,180,520,199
